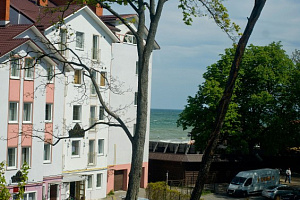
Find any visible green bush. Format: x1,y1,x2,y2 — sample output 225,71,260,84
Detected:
146,182,190,200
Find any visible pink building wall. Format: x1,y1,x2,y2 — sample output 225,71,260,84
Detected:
106,162,148,194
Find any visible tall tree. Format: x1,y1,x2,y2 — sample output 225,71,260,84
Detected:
178,42,300,155
179,0,267,199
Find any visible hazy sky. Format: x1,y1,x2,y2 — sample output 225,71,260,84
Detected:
150,0,300,109
110,1,300,110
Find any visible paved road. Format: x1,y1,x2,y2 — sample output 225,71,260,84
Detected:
203,193,265,200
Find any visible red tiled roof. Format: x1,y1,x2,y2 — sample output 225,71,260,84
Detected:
10,0,133,32
10,0,56,22
10,0,83,29
100,14,137,22
0,24,33,56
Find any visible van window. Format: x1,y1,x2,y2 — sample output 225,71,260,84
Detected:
231,177,247,185
244,178,252,186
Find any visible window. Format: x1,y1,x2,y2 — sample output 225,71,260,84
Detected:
23,103,32,122
74,70,82,84
59,29,67,56
100,72,106,86
22,147,30,166
13,192,36,200
90,106,96,127
96,173,102,188
24,58,34,79
72,140,80,156
124,32,137,44
134,92,138,105
45,104,52,122
9,102,18,122
88,140,95,164
43,143,51,162
76,32,84,49
87,175,93,189
99,106,104,120
10,58,20,78
92,35,99,60
98,139,104,155
244,178,252,186
7,147,17,168
47,65,54,82
73,105,81,121
90,70,97,95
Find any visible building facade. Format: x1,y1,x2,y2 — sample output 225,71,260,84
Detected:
0,0,155,199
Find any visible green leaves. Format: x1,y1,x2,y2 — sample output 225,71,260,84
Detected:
178,42,300,155
178,0,241,41
0,162,29,200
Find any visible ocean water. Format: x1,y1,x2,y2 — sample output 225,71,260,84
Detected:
149,109,191,141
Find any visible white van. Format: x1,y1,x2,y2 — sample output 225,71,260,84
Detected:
227,168,280,196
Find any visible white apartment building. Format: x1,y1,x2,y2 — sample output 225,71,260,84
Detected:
3,0,157,199
0,22,71,200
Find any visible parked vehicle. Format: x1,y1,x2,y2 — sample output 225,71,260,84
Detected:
262,185,299,200
227,168,280,196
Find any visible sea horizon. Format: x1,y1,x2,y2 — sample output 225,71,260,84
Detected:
149,108,191,141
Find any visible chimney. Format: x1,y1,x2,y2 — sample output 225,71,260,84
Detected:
0,0,10,26
38,0,48,7
95,3,103,16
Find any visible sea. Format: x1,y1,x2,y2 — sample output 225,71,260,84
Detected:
149,109,191,142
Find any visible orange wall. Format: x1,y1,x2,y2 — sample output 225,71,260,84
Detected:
106,162,148,194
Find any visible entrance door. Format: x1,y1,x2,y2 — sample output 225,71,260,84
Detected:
114,170,124,191
70,181,85,200
50,184,58,200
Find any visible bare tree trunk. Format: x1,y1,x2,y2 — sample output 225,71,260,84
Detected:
190,1,266,200
125,0,166,198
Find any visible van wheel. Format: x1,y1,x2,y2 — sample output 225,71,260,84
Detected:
242,191,248,197
275,195,280,200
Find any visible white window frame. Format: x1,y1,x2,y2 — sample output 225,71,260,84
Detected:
88,140,95,165
96,173,102,188
7,147,17,169
87,175,93,189
43,143,51,163
45,103,53,122
71,140,80,157
76,31,84,50
100,72,106,87
92,35,99,60
21,147,31,166
74,69,82,85
90,70,97,96
73,105,82,121
10,58,20,78
59,28,68,57
23,102,32,123
123,33,137,45
90,106,96,128
24,58,34,80
99,106,104,121
98,139,104,155
9,102,18,123
13,191,36,200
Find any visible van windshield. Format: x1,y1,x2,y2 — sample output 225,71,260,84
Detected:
231,176,247,185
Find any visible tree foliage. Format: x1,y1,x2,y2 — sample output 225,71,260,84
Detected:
178,42,300,155
0,162,29,200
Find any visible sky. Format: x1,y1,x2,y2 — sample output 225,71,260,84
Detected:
112,0,300,110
